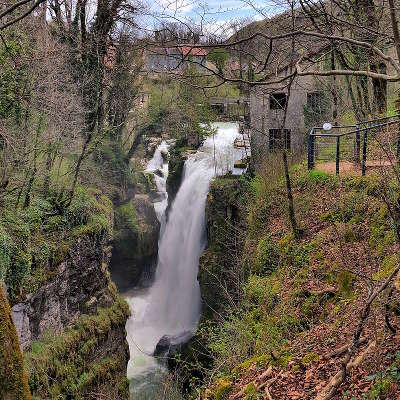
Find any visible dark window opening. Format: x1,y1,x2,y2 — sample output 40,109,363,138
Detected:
270,93,287,110
307,91,323,111
269,129,291,151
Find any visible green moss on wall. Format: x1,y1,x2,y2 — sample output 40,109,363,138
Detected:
0,186,113,304
25,295,130,400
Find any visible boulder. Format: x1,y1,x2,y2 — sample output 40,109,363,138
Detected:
153,331,193,358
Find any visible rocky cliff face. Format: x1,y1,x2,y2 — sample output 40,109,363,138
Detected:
12,233,116,349
11,225,130,399
199,176,249,318
111,193,160,291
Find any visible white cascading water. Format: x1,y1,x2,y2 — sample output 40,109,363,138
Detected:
145,140,170,224
125,123,241,398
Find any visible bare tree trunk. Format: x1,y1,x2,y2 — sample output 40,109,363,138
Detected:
388,0,400,62
282,148,298,237
282,1,299,240
43,144,53,195
24,116,42,208
331,49,339,126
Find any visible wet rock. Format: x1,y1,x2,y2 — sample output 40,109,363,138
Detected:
154,169,164,177
153,331,193,358
111,194,160,291
166,147,187,213
160,150,168,162
11,234,114,349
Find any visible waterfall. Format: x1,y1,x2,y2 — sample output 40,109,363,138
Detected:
145,140,169,227
125,123,241,398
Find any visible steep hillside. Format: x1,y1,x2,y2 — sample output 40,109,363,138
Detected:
197,166,400,400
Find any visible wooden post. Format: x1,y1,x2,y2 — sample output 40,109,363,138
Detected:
362,128,368,176
308,130,315,170
336,136,340,175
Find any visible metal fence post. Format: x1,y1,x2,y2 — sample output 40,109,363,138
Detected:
362,128,368,176
308,130,315,170
355,124,361,164
336,136,340,175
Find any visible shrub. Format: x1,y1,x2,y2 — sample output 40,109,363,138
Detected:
307,169,329,184
244,382,258,400
254,235,279,275
214,378,232,400
336,270,355,298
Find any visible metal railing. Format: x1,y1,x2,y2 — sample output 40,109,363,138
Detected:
308,114,400,175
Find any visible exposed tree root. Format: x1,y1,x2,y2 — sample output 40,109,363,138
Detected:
322,337,368,360
316,341,376,400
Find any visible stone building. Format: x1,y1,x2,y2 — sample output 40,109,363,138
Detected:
249,60,332,168
245,5,400,170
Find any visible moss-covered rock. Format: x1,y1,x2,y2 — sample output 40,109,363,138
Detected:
166,146,187,209
0,285,31,400
199,176,249,317
111,194,160,290
24,294,130,400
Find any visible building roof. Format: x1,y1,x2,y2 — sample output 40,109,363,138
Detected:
181,46,207,56
147,46,207,57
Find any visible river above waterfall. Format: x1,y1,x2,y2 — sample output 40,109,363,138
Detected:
125,123,242,399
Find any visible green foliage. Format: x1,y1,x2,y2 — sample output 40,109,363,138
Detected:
253,235,279,275
94,139,135,197
0,186,112,303
0,35,29,120
244,382,258,400
232,355,271,377
214,378,232,400
343,224,357,243
292,166,337,188
25,297,130,399
147,76,215,144
115,199,138,232
320,191,369,224
373,254,399,281
205,271,301,373
307,169,329,184
301,352,320,365
364,353,400,399
279,234,316,275
0,225,12,280
207,48,229,73
336,270,355,298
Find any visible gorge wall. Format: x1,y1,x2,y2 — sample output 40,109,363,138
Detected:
3,194,131,400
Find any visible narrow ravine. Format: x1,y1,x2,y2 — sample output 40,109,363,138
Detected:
125,123,243,398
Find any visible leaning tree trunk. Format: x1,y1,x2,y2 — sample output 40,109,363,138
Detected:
0,285,32,400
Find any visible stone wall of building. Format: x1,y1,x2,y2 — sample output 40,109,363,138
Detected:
250,73,317,168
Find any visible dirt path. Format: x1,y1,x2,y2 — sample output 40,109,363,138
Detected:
315,160,393,175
